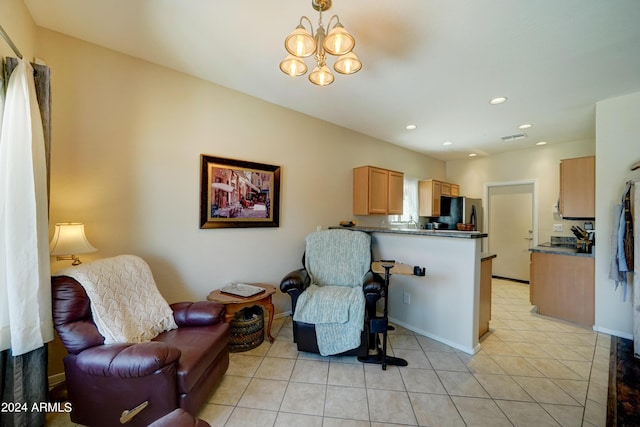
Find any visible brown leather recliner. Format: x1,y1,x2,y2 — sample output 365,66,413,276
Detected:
52,273,230,427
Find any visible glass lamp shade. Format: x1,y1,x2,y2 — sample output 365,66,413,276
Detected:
280,55,308,77
285,26,316,58
334,52,362,75
49,223,97,256
309,64,334,86
323,24,355,56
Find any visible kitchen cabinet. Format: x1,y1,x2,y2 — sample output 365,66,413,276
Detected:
353,166,404,215
441,182,451,197
529,251,594,327
479,255,494,338
559,156,595,219
418,179,460,216
419,179,441,217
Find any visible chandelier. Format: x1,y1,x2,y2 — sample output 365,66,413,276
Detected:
279,0,362,86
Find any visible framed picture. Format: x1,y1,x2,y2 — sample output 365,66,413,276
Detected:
200,155,281,229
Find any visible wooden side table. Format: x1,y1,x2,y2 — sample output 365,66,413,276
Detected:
207,284,276,343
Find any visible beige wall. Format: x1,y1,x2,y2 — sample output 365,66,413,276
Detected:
594,91,640,338
445,140,595,243
0,0,36,60
36,28,444,311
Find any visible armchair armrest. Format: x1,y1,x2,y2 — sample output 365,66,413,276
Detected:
280,268,310,294
362,271,385,297
171,301,226,326
75,342,181,378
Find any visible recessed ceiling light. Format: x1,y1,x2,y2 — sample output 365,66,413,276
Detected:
536,141,547,146
443,141,453,146
518,123,532,129
468,153,477,157
405,124,417,130
489,96,507,105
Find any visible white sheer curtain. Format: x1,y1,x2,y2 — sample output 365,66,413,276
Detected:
0,58,53,355
389,178,419,224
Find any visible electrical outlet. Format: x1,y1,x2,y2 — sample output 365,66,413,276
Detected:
403,292,411,304
553,224,563,232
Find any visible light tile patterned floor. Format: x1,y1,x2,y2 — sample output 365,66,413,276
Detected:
46,279,610,427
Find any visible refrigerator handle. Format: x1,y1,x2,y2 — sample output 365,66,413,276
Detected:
470,205,477,230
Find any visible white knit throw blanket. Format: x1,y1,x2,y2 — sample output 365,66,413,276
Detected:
55,255,177,344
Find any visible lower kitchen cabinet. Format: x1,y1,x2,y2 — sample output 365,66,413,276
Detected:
479,255,494,338
529,251,594,327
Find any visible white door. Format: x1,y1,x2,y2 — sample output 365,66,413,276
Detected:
487,183,534,282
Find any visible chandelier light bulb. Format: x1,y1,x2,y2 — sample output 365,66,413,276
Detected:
309,64,334,86
334,52,361,74
285,26,316,58
323,23,355,56
280,55,308,77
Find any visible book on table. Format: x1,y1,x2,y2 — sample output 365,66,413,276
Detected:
220,283,265,298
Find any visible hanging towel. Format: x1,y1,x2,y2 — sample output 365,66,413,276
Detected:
609,203,625,285
623,184,634,271
610,182,633,300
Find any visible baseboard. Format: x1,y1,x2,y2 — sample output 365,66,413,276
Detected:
492,275,530,284
386,315,477,355
48,372,65,388
593,325,633,340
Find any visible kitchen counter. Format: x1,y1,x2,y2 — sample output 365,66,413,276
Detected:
530,244,594,258
481,252,497,261
346,227,484,354
334,225,487,239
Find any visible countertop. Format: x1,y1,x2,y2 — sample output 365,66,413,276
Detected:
529,244,594,258
481,252,497,261
331,225,488,239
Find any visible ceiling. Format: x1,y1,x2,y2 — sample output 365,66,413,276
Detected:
24,0,640,161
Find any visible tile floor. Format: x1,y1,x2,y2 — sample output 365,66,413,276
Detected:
46,278,610,427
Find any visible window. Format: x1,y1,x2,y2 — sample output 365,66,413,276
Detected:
388,177,419,225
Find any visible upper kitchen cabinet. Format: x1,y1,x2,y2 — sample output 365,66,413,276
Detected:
559,156,595,219
418,179,442,217
353,166,404,215
441,182,460,197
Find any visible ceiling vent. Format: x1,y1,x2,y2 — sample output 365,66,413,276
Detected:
501,133,527,142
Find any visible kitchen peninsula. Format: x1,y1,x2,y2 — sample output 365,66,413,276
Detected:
334,226,488,354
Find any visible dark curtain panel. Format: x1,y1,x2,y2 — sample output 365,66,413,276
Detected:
0,57,52,427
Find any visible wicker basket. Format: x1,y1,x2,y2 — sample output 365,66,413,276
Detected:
229,306,264,352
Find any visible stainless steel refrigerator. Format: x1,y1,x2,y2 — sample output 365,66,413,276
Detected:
438,197,483,231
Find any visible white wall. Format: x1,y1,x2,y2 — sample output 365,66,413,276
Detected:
446,140,595,243
594,91,640,338
36,29,445,314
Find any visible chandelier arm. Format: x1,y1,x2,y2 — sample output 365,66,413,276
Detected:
326,15,340,30
299,16,314,35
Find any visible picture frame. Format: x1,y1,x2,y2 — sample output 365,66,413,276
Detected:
200,155,281,229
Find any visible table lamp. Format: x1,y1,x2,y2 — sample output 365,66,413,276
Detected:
49,222,97,265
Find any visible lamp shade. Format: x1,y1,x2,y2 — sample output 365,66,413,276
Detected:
279,55,308,77
49,223,97,256
334,52,362,74
323,24,355,56
309,64,334,86
285,26,316,58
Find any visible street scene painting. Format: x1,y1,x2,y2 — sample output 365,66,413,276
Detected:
200,155,281,228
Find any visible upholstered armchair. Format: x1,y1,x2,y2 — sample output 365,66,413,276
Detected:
51,255,230,427
280,229,384,357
